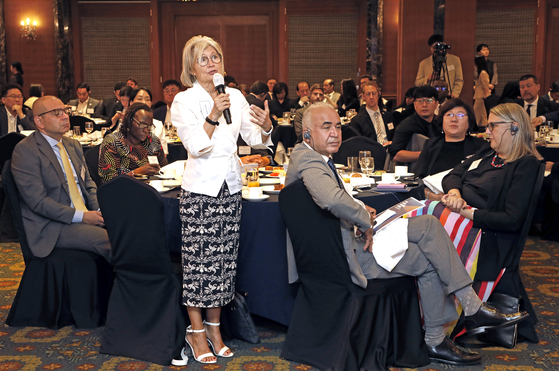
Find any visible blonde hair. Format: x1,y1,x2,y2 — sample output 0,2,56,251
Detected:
180,36,225,88
490,103,542,162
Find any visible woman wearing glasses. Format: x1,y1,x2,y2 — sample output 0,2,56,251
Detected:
98,103,167,184
441,103,543,342
417,99,488,200
171,36,272,365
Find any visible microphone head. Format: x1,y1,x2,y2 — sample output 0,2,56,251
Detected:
213,73,225,87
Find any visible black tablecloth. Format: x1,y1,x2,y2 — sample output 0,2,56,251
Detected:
161,184,424,326
537,145,559,163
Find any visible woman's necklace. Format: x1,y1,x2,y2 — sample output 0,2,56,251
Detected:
491,153,506,168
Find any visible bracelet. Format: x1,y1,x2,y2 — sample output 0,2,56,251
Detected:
261,125,273,136
205,117,219,126
426,190,431,199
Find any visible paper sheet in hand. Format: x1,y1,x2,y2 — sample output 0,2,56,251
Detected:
373,197,424,232
422,169,451,194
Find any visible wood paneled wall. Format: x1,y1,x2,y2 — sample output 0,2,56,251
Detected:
4,0,56,96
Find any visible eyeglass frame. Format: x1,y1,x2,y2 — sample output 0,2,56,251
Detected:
197,53,222,67
38,107,73,117
3,94,24,100
132,116,154,131
444,112,468,120
415,98,436,104
487,121,514,132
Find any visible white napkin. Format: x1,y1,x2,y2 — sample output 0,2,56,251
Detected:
372,218,409,271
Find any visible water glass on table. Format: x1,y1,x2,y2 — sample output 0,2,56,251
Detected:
85,122,93,134
246,169,260,187
359,151,374,175
73,126,81,138
347,156,359,173
283,112,291,123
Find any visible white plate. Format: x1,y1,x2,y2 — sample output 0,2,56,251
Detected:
351,190,358,195
259,178,281,185
242,195,270,202
262,185,282,194
155,174,176,180
258,167,273,174
395,173,414,177
157,187,174,194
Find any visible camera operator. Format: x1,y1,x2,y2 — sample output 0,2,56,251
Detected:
416,34,463,98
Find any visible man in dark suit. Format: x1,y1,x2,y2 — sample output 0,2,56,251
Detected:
541,81,559,104
67,82,101,118
515,75,559,128
93,81,126,120
293,84,325,141
290,81,310,109
0,83,35,136
246,80,268,109
153,79,181,124
11,96,110,261
349,81,394,146
286,102,528,366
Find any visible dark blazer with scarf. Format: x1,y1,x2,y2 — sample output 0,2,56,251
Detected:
415,135,489,178
442,147,542,281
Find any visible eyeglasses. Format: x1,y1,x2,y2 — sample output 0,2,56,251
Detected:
435,86,447,91
363,91,378,97
487,121,513,132
415,98,436,104
444,112,468,119
163,88,179,94
133,117,154,131
38,107,73,117
4,94,23,99
197,54,222,67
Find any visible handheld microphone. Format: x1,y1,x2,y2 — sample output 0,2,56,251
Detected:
212,73,232,125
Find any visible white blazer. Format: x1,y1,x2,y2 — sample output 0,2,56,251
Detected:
172,81,272,197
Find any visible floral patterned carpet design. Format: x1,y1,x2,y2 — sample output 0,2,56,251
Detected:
1,237,559,371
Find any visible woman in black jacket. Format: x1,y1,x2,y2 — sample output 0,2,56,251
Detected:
418,99,488,200
337,79,360,118
268,82,291,119
442,103,543,342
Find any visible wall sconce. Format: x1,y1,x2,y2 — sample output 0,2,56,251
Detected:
21,18,37,41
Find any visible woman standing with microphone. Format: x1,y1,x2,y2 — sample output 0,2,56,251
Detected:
171,35,273,365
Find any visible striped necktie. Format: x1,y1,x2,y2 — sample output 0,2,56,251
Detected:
373,112,385,143
56,142,88,212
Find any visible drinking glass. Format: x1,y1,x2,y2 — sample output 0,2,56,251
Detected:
101,127,108,137
290,108,296,120
359,151,374,175
283,112,291,122
347,157,359,172
349,109,356,119
73,126,81,138
85,122,93,134
246,169,260,187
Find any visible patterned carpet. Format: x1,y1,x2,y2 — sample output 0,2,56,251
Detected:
1,237,559,371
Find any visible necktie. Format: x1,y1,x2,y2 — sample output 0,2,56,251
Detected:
56,142,88,212
373,112,385,143
526,104,532,117
327,158,344,189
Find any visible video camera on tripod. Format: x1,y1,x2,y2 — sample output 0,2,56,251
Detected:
430,42,453,95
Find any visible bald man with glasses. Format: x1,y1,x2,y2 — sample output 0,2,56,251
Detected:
11,96,111,261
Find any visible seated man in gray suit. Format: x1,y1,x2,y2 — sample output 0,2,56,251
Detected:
67,82,101,118
286,102,528,366
11,96,111,262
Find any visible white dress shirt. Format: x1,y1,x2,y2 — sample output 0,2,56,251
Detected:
5,107,17,133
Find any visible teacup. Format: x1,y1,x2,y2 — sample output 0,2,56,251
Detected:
394,166,408,176
164,168,176,178
248,187,263,198
381,173,396,183
150,180,164,192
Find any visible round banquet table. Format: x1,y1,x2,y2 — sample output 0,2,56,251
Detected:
161,183,424,326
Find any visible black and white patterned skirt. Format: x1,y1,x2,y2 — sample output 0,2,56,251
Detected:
179,182,241,308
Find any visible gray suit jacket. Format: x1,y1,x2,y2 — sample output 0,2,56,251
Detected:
68,98,101,115
285,143,372,288
11,131,99,258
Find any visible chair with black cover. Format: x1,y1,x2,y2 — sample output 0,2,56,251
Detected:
3,160,112,329
98,175,186,365
341,124,359,141
84,144,102,187
332,136,387,171
0,132,26,172
0,132,25,242
70,115,94,134
279,180,429,371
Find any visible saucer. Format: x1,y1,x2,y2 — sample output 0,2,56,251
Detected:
242,195,270,202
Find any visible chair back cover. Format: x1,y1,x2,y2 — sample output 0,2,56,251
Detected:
69,115,94,135
333,136,387,171
341,125,359,141
279,180,428,370
0,132,25,172
98,175,186,365
84,145,102,187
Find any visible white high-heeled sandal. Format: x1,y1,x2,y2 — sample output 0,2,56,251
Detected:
185,325,217,364
204,321,234,358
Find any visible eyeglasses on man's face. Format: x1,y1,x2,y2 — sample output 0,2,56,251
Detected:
133,117,154,131
38,107,73,117
197,53,222,67
415,98,436,104
4,94,24,100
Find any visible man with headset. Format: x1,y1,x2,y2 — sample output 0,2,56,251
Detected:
285,102,528,366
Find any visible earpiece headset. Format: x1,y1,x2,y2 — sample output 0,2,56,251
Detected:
303,131,311,140
510,123,519,134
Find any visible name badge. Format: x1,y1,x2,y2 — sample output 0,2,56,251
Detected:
81,165,86,180
87,108,94,114
147,155,159,165
468,159,481,171
387,122,394,130
239,146,251,155
448,65,455,71
199,101,212,118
